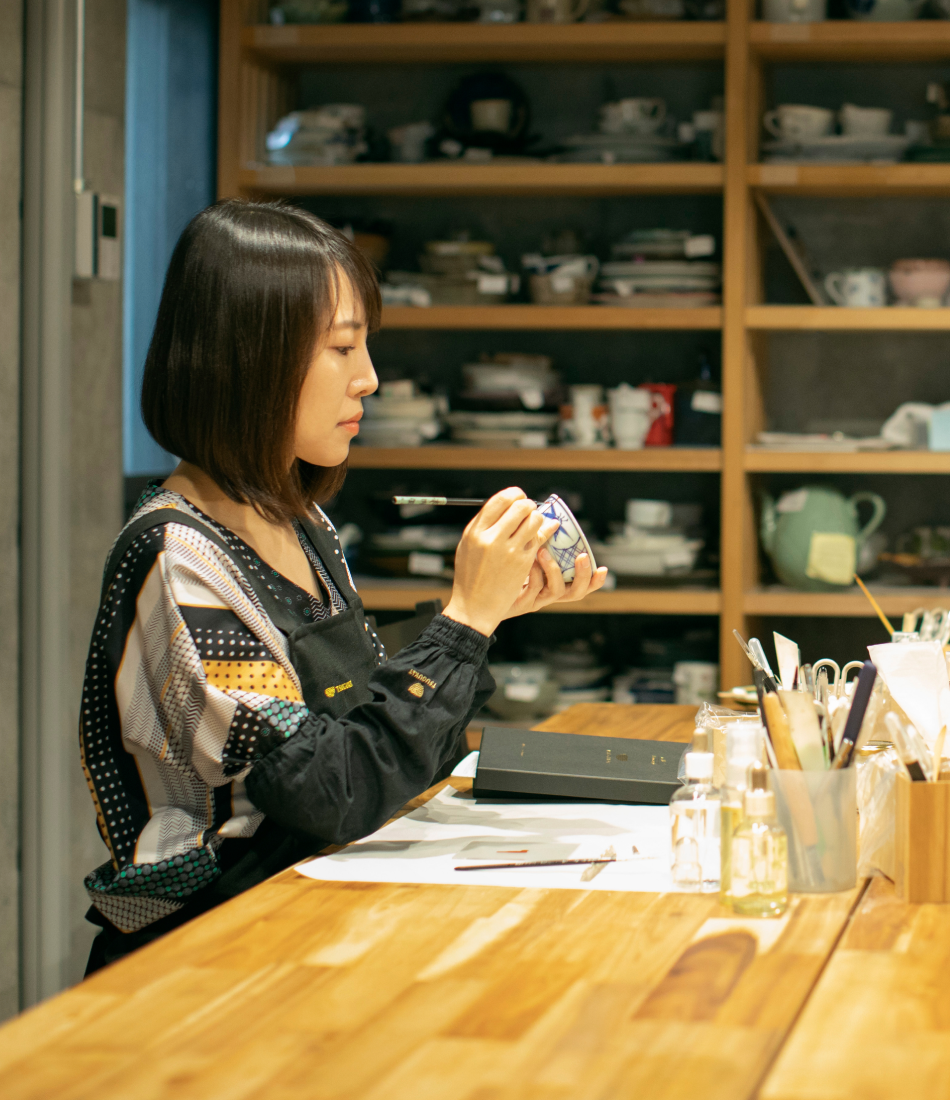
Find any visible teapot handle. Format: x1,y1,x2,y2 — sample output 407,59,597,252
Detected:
760,492,777,555
850,491,887,543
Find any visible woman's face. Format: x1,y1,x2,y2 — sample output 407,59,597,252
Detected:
294,275,378,469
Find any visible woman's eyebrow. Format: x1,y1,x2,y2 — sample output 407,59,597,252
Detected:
332,318,366,330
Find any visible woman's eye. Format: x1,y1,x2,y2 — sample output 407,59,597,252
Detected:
334,345,355,357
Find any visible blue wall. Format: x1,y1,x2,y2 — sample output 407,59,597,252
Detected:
123,0,218,476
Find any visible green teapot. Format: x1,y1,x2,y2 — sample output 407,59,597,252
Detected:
760,486,886,592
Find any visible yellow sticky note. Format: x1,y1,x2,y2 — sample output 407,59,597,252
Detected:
805,532,856,586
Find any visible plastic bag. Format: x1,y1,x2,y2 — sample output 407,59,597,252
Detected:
856,744,900,880
679,703,763,784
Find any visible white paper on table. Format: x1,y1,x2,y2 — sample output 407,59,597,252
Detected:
450,750,479,778
296,785,678,893
868,640,950,747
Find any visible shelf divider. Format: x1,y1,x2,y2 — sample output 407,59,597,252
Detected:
243,22,727,64
356,580,721,615
745,450,950,474
381,305,722,330
745,586,950,618
239,163,725,198
747,306,950,331
349,446,722,472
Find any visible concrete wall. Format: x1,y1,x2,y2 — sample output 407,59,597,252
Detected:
66,0,127,986
0,0,23,1021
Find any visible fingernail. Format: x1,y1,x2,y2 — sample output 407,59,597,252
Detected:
538,547,551,563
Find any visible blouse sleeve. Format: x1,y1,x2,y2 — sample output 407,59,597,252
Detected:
244,615,496,846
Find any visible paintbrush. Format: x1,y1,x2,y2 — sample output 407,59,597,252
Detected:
832,660,877,769
735,630,780,693
455,858,615,871
885,712,928,782
394,495,544,507
853,574,896,636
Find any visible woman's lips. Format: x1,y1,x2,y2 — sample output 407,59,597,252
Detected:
338,412,362,435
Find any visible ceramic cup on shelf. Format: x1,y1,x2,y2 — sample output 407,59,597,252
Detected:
537,494,597,584
839,104,892,137
470,99,514,133
607,384,665,450
525,0,589,21
824,268,887,308
599,98,667,135
564,384,608,447
626,498,673,527
763,0,827,20
763,104,833,141
889,259,950,307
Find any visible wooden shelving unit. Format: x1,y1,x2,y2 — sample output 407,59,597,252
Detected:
748,20,950,62
355,579,721,614
349,445,722,471
381,305,723,330
748,163,950,196
219,0,950,690
242,21,726,64
746,306,950,331
744,450,950,474
745,586,950,618
239,163,724,198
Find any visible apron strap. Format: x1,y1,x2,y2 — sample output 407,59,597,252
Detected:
101,506,318,636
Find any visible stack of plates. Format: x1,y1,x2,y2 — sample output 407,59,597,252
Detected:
550,133,684,164
611,229,716,260
445,411,559,449
364,526,462,580
359,385,442,448
596,260,721,307
761,135,910,164
457,355,562,412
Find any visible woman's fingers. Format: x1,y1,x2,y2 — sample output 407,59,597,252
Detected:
537,546,566,600
474,487,526,530
489,497,538,540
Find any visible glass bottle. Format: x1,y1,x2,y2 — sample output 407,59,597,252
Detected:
719,724,765,909
670,728,721,892
731,763,789,918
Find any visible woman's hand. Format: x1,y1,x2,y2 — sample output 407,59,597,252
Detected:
443,488,561,637
501,547,609,621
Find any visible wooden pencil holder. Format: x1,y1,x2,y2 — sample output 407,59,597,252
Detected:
894,772,950,903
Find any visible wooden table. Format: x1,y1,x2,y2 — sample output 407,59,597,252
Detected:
0,704,934,1099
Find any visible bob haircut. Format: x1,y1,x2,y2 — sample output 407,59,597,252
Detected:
141,200,381,522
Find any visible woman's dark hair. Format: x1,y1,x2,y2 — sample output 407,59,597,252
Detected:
141,200,381,522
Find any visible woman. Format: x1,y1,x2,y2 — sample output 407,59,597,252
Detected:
81,200,607,972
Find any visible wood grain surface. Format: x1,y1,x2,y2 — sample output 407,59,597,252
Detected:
0,706,865,1100
761,875,950,1100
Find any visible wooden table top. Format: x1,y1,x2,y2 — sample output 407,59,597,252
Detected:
0,704,933,1100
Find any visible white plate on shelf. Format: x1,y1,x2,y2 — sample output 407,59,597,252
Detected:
761,135,910,163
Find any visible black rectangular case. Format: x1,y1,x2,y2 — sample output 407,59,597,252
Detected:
472,726,687,805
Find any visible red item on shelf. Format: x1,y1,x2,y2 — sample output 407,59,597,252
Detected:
639,383,676,446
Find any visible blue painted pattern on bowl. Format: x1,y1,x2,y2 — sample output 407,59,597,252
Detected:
538,494,596,584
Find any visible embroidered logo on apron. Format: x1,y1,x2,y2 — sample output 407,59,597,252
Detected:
407,682,425,698
325,679,353,699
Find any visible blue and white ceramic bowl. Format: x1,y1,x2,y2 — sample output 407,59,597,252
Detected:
538,494,597,584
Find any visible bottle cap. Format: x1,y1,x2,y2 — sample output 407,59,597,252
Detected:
691,727,709,753
743,761,775,816
685,751,714,781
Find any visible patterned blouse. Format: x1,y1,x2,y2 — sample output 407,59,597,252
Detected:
80,486,385,933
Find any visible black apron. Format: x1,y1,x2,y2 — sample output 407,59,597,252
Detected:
101,506,380,718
